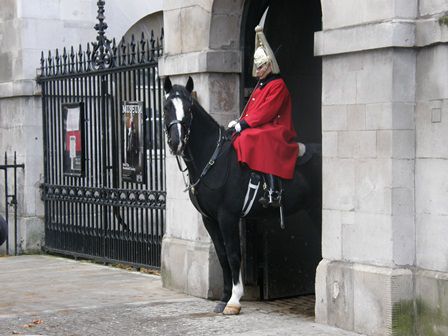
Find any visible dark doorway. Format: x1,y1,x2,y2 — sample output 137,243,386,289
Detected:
241,0,322,300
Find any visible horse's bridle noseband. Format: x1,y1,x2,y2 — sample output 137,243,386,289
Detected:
165,95,194,155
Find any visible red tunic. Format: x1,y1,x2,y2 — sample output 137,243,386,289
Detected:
233,76,298,179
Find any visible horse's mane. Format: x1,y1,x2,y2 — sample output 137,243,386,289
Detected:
170,83,223,130
191,98,222,130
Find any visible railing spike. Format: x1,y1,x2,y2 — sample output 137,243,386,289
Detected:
140,33,146,63
55,48,60,74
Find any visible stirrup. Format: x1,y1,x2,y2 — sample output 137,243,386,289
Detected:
259,189,281,208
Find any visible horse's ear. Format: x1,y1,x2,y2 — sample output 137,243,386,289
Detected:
164,77,172,94
186,76,194,93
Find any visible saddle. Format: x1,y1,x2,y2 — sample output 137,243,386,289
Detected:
241,143,319,229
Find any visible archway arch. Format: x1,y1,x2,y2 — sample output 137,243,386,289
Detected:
210,0,323,300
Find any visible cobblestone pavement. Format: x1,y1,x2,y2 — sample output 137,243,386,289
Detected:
0,255,365,336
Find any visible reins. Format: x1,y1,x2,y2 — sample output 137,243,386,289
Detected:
182,127,224,193
166,94,234,193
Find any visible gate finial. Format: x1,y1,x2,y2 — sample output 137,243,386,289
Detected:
92,0,113,69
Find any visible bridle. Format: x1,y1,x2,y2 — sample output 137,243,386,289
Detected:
164,94,194,156
164,92,226,193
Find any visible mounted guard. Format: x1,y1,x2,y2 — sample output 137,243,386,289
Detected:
162,25,321,316
229,26,298,208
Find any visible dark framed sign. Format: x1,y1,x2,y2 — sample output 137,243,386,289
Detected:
62,102,85,177
122,101,145,183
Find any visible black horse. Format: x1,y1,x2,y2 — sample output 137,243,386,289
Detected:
163,77,321,315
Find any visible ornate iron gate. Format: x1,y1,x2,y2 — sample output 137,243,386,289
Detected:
37,5,165,268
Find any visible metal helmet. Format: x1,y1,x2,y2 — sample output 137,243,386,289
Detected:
252,25,280,77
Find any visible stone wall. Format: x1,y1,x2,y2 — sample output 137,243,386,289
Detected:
159,0,243,298
0,0,162,254
315,0,448,335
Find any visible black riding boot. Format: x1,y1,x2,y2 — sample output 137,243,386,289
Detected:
259,174,281,208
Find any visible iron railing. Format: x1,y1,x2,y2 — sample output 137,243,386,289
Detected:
0,152,25,255
36,2,166,268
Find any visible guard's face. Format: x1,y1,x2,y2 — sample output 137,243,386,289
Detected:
256,62,272,80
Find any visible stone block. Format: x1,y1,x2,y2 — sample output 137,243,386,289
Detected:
391,188,414,216
0,52,13,82
20,18,64,51
391,159,414,189
316,260,414,335
159,50,241,76
60,0,95,22
415,269,448,335
391,215,415,266
0,82,13,98
315,259,330,324
163,0,213,12
208,73,239,115
325,261,355,331
162,10,182,54
0,0,16,20
17,0,60,19
347,104,366,130
353,265,414,336
377,130,415,159
322,56,357,105
416,17,448,47
209,13,239,49
354,159,392,214
0,20,21,52
315,21,415,57
338,131,376,158
19,216,44,253
416,45,448,101
161,236,222,299
416,158,448,216
166,198,204,241
59,25,96,51
165,155,190,201
419,0,448,16
322,209,342,260
322,157,355,211
342,213,393,265
356,50,394,104
180,6,211,53
416,213,448,272
322,104,347,131
392,49,416,102
366,102,415,130
322,131,338,158
321,0,417,30
416,99,448,158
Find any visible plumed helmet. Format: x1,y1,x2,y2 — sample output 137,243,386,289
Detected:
252,25,280,77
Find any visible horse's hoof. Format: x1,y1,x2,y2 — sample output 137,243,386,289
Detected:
213,301,227,313
223,303,241,315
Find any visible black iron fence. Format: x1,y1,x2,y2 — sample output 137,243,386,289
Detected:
36,4,166,269
0,152,25,255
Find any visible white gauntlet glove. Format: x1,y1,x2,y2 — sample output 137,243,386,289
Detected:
227,119,238,128
234,123,242,133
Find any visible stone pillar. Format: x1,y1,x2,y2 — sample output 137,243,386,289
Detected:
315,1,418,335
414,1,448,334
159,1,242,298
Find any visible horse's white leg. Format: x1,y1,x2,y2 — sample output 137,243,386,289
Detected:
223,270,243,315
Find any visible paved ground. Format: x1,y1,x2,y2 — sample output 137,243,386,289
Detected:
0,255,365,336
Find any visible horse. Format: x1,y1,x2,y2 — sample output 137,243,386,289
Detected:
163,76,321,315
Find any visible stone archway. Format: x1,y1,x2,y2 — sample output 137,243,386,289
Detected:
207,0,324,300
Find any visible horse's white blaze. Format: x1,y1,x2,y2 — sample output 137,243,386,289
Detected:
227,271,244,306
172,97,185,152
